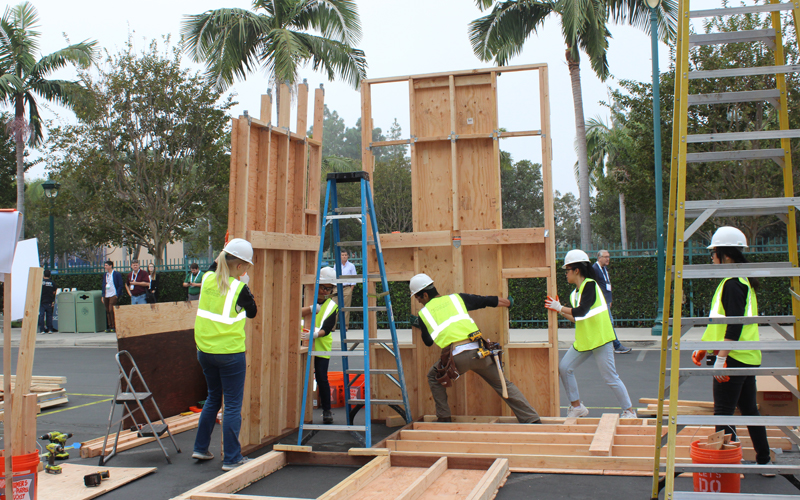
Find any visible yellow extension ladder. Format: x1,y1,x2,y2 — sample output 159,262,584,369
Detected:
652,1,800,498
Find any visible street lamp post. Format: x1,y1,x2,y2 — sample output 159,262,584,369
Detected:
41,179,60,269
647,0,667,336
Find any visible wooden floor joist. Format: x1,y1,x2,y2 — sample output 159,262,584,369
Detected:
80,412,201,458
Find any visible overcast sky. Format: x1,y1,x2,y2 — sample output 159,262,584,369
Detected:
25,0,722,196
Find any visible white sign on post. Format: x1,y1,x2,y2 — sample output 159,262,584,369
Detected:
10,239,40,321
0,211,22,274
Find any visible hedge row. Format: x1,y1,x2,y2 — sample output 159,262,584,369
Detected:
1,254,794,329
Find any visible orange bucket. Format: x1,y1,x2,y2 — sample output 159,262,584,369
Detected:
0,451,40,500
348,375,365,400
327,371,345,408
690,440,742,493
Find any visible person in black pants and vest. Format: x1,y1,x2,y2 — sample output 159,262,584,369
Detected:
38,269,57,333
592,250,631,354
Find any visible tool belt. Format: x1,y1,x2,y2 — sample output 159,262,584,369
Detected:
435,339,472,387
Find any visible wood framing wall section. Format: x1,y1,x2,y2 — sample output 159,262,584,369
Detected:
361,64,559,419
227,82,324,450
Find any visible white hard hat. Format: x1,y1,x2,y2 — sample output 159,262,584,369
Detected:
708,226,748,249
223,238,254,264
410,273,434,296
319,266,336,284
562,249,590,269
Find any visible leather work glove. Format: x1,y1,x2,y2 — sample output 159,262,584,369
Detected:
692,350,707,366
409,315,422,329
713,355,730,383
544,296,562,313
300,328,323,341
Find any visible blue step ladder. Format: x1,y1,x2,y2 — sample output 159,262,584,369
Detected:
298,171,412,447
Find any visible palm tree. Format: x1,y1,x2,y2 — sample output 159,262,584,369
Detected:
182,0,368,108
469,0,675,250
0,1,97,222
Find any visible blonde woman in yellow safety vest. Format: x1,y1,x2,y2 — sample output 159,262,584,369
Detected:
192,238,258,471
545,249,636,419
301,267,339,425
691,226,772,473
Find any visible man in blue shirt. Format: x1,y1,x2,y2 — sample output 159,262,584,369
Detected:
593,250,631,354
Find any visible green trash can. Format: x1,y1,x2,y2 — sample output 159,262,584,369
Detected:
56,290,77,333
75,290,107,333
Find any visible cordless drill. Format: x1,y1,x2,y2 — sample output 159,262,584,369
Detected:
40,432,73,460
44,444,64,474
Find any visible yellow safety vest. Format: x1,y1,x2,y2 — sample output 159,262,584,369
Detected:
702,277,761,365
419,294,479,349
313,298,339,360
194,272,247,354
570,278,616,352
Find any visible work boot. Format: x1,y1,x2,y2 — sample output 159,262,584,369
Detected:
323,410,333,424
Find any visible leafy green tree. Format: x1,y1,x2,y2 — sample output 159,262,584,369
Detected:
469,0,676,249
43,38,234,265
182,0,367,104
554,190,582,248
0,112,20,209
502,158,544,229
0,1,96,221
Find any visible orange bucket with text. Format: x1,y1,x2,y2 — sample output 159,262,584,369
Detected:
0,451,40,500
690,440,742,493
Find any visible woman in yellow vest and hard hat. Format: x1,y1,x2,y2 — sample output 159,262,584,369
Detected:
691,226,772,472
545,249,636,419
192,238,258,471
300,267,339,425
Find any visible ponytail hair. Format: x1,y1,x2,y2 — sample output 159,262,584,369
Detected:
215,250,249,296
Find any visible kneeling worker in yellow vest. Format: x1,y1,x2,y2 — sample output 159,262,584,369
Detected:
301,267,338,425
193,238,258,471
409,273,541,423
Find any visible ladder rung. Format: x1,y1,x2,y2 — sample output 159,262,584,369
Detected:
346,369,399,375
331,274,382,284
684,197,800,217
688,89,780,106
116,392,152,402
342,307,388,312
668,463,800,475
342,338,397,344
688,129,800,143
691,3,795,18
679,262,800,279
137,424,169,437
326,214,362,221
302,424,367,431
673,492,799,499
680,341,800,351
667,367,799,376
310,351,366,357
334,207,364,214
669,315,795,327
686,148,785,163
690,64,800,80
337,240,375,246
349,398,405,405
690,29,776,47
675,415,800,427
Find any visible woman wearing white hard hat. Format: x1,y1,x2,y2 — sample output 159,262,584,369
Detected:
544,249,636,419
693,226,772,472
192,238,258,470
300,267,338,425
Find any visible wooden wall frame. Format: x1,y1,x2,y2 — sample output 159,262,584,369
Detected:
359,64,559,418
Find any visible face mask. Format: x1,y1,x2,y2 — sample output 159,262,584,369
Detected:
239,272,250,285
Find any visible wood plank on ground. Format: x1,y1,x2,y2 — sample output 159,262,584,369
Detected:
589,414,619,456
39,463,156,500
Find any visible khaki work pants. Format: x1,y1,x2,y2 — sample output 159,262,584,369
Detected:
427,348,541,423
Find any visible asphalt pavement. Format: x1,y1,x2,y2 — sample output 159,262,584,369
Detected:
1,328,799,499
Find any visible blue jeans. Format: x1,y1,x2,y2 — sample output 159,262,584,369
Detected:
194,351,247,465
609,309,622,350
559,342,632,410
38,303,54,332
130,294,147,305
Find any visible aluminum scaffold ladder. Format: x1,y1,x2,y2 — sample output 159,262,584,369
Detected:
652,1,800,498
298,171,412,448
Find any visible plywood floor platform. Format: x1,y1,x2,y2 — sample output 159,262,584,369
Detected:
39,462,156,500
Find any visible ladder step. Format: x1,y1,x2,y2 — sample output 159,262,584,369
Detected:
690,64,800,80
667,367,799,377
116,392,152,403
334,207,364,214
673,492,799,499
681,341,800,351
325,214,363,221
679,262,800,279
346,369,399,375
675,415,800,427
337,240,375,246
688,129,800,143
689,29,776,48
688,89,780,106
691,2,795,18
668,464,800,476
310,351,366,357
686,148,785,163
669,315,795,327
684,197,800,218
137,424,169,437
302,424,367,431
349,398,405,405
342,338,397,344
331,274,382,284
342,307,388,312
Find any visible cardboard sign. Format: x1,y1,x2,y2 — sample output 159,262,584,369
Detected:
10,239,40,321
0,211,22,274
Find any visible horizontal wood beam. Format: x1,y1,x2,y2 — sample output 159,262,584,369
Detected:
173,451,287,500
248,231,320,251
502,267,550,279
589,413,619,456
237,115,307,143
381,228,544,250
115,301,198,338
363,63,548,85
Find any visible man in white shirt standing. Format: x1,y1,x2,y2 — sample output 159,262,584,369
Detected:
340,250,357,329
593,250,632,354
